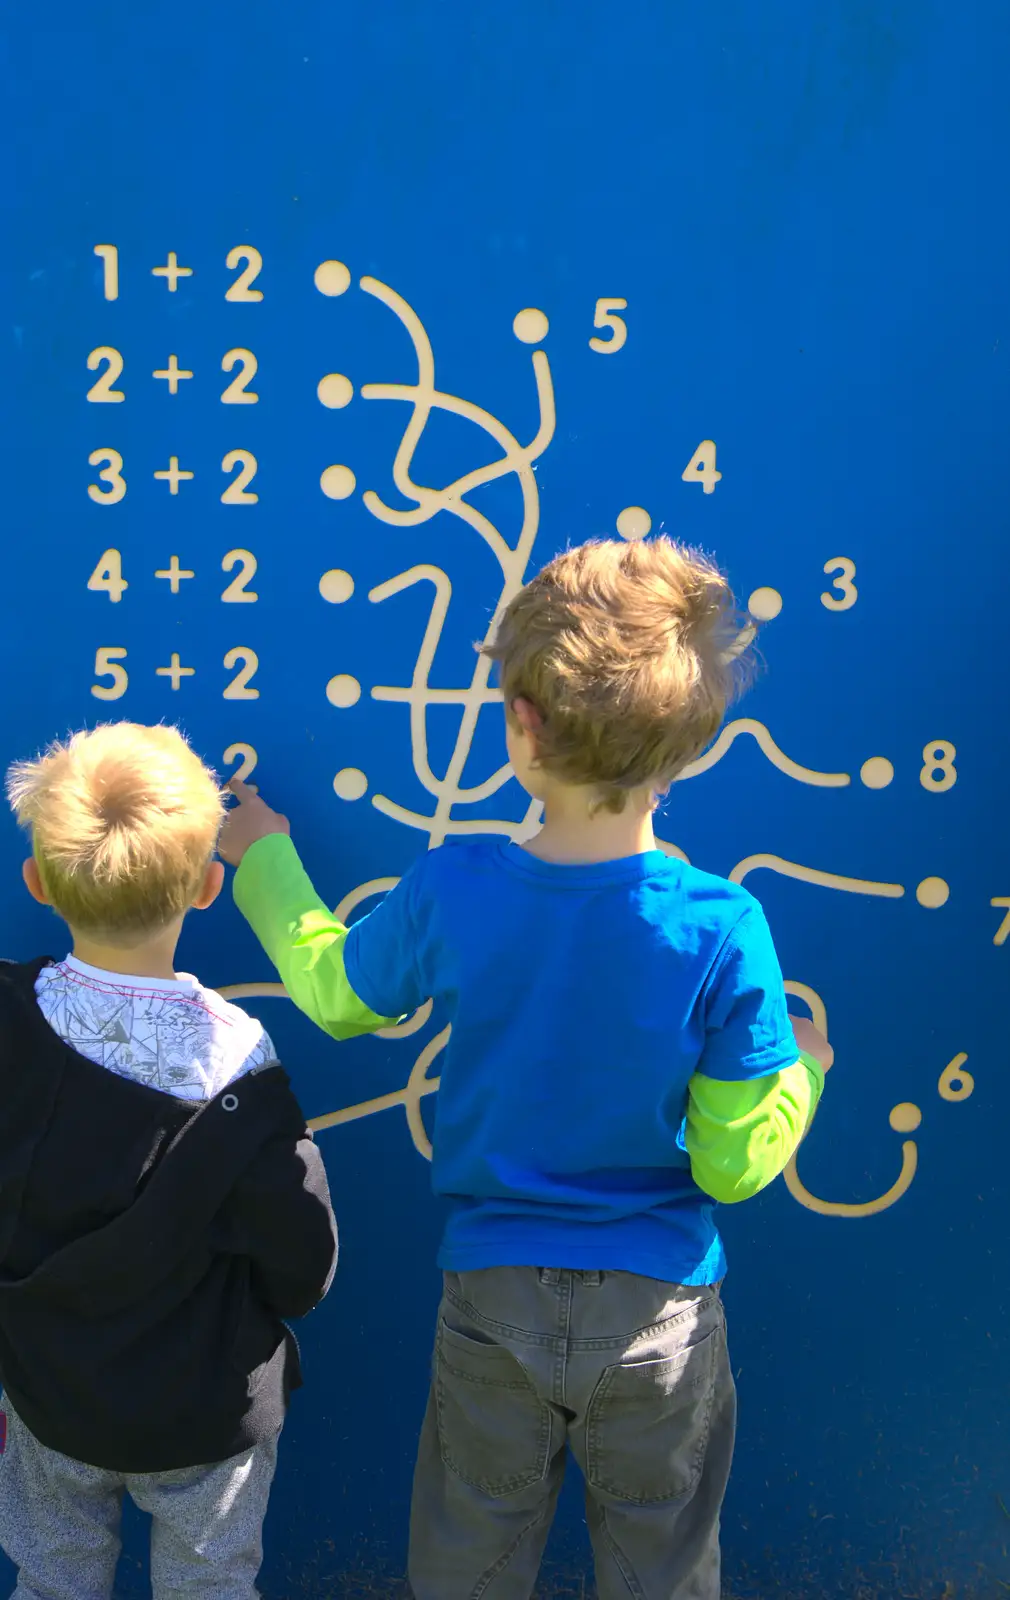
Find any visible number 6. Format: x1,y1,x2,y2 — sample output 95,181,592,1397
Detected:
589,298,628,353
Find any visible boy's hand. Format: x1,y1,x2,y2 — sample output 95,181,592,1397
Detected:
218,779,291,867
789,1014,834,1073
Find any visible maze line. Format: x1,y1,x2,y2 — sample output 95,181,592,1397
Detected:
678,718,850,788
357,275,555,847
730,853,905,899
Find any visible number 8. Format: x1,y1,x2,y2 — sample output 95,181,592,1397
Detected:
920,741,956,793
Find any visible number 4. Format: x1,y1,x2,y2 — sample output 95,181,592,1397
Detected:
87,549,128,602
991,898,1010,946
682,440,721,494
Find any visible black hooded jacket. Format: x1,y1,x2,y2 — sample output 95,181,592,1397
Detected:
0,958,338,1472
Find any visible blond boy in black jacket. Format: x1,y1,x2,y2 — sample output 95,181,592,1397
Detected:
0,724,336,1600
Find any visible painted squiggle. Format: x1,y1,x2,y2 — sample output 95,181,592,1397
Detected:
359,275,555,849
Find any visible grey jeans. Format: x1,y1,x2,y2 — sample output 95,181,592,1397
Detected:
409,1267,736,1600
0,1400,278,1599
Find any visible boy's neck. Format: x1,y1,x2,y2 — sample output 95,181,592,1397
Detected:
522,785,657,865
69,923,183,982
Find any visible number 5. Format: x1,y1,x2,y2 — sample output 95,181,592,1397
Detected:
589,298,628,353
91,647,128,700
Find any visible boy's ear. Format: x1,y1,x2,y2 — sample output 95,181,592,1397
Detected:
511,696,543,734
193,860,225,912
22,858,49,907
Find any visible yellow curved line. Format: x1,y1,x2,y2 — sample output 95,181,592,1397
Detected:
654,837,690,864
784,1141,918,1217
309,1024,449,1162
783,981,828,1039
360,276,556,849
368,566,452,799
359,353,555,526
371,793,535,840
358,276,435,509
678,719,850,788
219,981,286,1001
730,853,905,899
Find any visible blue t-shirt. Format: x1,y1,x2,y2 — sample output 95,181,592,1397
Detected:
344,839,797,1284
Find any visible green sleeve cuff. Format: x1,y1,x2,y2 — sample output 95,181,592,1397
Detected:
685,1053,825,1206
233,834,397,1041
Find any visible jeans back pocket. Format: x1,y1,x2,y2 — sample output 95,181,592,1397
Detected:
435,1320,553,1498
586,1322,721,1506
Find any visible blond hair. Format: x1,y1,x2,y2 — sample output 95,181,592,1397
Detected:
483,537,749,811
6,723,225,939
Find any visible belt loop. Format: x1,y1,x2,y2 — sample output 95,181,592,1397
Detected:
538,1267,561,1286
581,1270,602,1288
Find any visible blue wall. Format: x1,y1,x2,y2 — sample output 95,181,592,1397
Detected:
3,3,1009,1594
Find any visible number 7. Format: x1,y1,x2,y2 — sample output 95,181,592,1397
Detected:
991,898,1010,946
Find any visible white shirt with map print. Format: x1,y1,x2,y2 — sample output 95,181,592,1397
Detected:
34,955,277,1102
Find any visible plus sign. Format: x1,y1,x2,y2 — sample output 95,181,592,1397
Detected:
156,653,195,691
151,252,193,292
152,355,193,394
153,457,194,495
154,556,195,594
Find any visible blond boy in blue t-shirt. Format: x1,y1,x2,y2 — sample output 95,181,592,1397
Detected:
220,536,829,1600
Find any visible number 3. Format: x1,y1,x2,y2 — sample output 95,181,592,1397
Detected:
821,557,857,611
589,298,628,353
88,449,126,504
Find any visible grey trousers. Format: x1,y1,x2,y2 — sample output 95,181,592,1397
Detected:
0,1400,277,1599
409,1268,736,1600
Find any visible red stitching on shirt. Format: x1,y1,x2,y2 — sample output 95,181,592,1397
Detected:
43,963,239,1029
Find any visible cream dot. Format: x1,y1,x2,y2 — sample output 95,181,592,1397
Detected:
333,767,368,801
320,464,356,500
314,260,351,296
860,757,895,789
326,673,361,708
747,586,782,622
616,506,652,541
889,1102,922,1134
916,876,950,909
512,307,549,344
317,373,354,409
319,568,354,604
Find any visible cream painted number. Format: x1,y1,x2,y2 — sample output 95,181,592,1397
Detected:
221,349,259,403
223,647,260,699
88,449,126,503
91,647,128,700
225,247,263,302
682,440,721,494
589,298,628,353
221,549,258,601
87,347,125,402
87,549,128,602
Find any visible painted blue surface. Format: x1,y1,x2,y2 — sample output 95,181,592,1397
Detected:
2,3,1008,1594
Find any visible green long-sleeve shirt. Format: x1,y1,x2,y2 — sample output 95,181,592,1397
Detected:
234,835,823,1208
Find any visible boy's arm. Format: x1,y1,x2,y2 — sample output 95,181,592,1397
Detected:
233,833,397,1040
213,1129,338,1319
686,905,830,1204
685,1050,825,1205
221,780,425,1040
